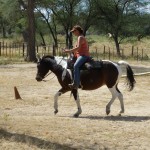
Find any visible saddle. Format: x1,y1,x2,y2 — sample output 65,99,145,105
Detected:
62,57,103,81
67,57,103,70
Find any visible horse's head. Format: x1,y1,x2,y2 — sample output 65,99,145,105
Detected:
35,55,55,81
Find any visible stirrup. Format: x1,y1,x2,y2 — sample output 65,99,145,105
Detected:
68,83,78,89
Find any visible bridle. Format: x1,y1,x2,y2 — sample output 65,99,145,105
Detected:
40,57,64,82
42,71,54,82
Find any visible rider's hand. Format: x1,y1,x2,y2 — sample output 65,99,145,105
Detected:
62,48,70,53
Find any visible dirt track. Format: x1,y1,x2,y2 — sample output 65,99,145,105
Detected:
0,63,150,150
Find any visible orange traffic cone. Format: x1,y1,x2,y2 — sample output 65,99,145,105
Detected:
14,86,22,100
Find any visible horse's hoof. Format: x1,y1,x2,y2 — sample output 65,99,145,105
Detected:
118,113,121,116
106,110,110,115
74,113,79,118
54,109,58,114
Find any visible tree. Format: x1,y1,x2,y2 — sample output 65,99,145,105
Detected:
26,0,36,61
93,0,148,56
76,0,97,36
0,0,21,38
35,4,58,48
49,0,81,48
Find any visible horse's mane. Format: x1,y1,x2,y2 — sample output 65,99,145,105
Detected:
42,55,67,69
42,55,55,60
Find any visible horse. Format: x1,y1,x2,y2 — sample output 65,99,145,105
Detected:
35,55,136,117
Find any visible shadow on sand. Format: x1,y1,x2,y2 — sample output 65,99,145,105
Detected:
78,115,150,122
0,129,76,150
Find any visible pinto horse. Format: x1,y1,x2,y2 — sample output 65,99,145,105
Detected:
35,55,136,117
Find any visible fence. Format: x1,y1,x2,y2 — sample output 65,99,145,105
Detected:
0,41,149,61
90,45,149,61
0,42,26,57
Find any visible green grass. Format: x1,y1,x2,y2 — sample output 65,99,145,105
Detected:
0,56,25,65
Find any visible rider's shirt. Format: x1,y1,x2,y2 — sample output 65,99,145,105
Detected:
74,36,90,58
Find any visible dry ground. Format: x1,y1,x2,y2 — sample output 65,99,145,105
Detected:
0,62,150,150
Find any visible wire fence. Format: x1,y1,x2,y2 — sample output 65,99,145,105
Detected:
0,41,149,61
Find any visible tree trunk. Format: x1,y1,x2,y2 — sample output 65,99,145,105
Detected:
69,32,73,49
39,32,46,48
45,19,58,48
65,30,69,48
26,0,36,62
2,25,6,38
114,36,121,57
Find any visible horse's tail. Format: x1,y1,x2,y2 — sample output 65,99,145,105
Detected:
118,61,136,91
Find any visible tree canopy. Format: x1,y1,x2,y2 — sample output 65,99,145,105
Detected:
0,0,150,60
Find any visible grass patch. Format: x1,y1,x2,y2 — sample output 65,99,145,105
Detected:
0,57,25,65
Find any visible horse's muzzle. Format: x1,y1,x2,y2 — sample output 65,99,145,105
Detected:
36,75,43,81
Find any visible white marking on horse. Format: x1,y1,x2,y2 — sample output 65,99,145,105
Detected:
103,60,122,85
67,69,72,80
74,91,82,117
55,56,67,69
54,91,62,113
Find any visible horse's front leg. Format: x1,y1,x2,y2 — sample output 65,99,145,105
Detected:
72,89,82,117
54,91,62,114
54,88,68,114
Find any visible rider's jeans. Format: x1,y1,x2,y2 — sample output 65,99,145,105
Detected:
73,55,89,86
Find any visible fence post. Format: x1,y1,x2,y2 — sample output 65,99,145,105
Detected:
53,43,56,56
141,49,143,61
137,47,139,61
122,48,124,58
95,48,98,60
109,47,110,60
37,45,39,54
131,46,134,57
22,43,25,57
9,43,11,58
103,45,105,60
6,42,7,56
0,42,1,56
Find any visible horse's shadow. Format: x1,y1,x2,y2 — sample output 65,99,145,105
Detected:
79,115,150,122
0,129,76,150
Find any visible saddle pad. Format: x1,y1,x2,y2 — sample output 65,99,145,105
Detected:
84,60,103,70
67,59,103,70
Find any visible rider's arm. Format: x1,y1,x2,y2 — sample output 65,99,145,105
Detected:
64,36,83,53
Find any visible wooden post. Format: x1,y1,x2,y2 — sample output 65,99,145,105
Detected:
22,43,25,57
18,43,20,57
131,46,134,57
122,48,124,58
137,47,139,61
9,43,11,58
96,48,98,60
0,42,1,56
6,42,7,56
103,45,105,60
37,45,39,54
53,43,56,56
141,49,143,61
109,47,110,60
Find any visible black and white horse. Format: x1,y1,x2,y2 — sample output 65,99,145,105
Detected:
36,55,136,117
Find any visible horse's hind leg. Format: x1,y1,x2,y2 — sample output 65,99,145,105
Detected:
72,89,82,117
106,85,124,115
106,86,118,115
116,87,124,115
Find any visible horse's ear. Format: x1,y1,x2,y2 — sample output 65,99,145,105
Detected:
36,53,41,62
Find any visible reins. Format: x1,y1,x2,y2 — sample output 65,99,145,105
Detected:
42,71,54,82
42,57,64,82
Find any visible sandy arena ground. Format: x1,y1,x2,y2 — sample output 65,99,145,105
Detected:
0,62,150,150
